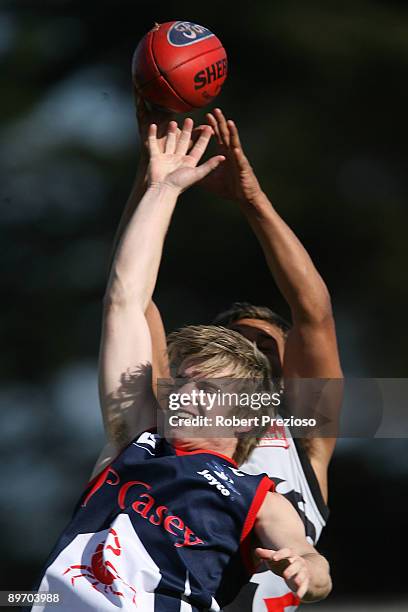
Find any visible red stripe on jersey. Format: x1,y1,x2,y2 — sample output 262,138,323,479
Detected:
174,447,238,466
264,592,301,610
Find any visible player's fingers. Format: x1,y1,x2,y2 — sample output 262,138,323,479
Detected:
293,569,308,587
176,118,194,155
271,548,293,562
193,125,215,136
188,126,213,162
189,125,215,151
157,123,179,143
283,560,303,581
157,128,181,154
214,108,230,146
165,121,178,153
228,119,243,149
206,113,222,144
147,123,160,155
232,146,251,170
255,547,277,561
155,109,178,139
193,155,225,181
296,575,309,600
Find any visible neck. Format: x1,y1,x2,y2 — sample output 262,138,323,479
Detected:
170,437,238,460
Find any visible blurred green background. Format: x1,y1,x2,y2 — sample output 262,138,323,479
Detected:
1,0,408,607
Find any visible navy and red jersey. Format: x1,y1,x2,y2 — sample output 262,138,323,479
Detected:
31,431,274,612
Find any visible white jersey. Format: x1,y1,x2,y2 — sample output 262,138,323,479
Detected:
224,423,328,612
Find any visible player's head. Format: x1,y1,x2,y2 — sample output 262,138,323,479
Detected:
165,324,276,464
213,302,291,378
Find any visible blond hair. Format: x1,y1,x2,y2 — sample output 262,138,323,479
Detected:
167,325,276,465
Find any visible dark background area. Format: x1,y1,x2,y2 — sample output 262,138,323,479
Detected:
1,0,407,608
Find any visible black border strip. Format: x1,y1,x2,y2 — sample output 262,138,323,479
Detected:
293,438,330,522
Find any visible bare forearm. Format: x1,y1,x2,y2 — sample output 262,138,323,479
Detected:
255,493,333,603
106,183,179,310
301,553,332,603
240,192,332,324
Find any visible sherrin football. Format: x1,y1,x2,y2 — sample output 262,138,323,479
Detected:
132,21,228,112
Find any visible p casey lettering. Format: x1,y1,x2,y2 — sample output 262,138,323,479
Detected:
82,468,204,549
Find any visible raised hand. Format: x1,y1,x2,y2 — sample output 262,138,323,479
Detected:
136,94,215,155
135,95,177,154
201,107,263,203
147,118,225,193
255,547,311,600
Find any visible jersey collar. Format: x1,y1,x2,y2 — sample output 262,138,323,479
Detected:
174,447,238,467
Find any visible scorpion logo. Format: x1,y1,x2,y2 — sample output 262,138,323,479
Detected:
63,528,137,605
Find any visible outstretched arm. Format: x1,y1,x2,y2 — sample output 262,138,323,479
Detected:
108,98,210,390
205,110,341,376
254,492,332,602
109,97,176,263
204,109,343,499
107,98,176,387
98,119,224,457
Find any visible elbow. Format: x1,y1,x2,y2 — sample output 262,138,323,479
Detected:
103,291,126,310
102,287,146,314
103,275,146,312
102,291,127,313
316,287,334,320
311,293,334,325
294,289,335,327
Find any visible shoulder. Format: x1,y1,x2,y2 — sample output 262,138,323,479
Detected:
90,430,166,480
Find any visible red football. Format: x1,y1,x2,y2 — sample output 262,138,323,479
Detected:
132,21,228,112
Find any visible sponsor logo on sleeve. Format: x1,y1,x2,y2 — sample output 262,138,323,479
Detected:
197,460,242,500
133,431,159,455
